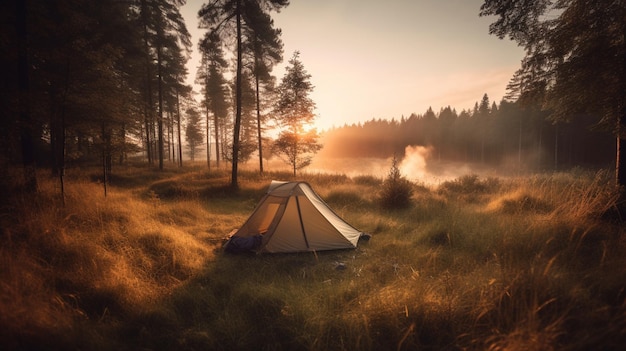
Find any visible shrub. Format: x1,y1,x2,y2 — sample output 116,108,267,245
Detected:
378,156,413,209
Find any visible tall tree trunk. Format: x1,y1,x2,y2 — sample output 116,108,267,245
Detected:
141,0,154,165
166,109,171,161
49,103,67,204
214,110,220,168
119,123,126,165
16,0,37,192
206,105,211,170
231,0,242,189
617,26,626,187
169,109,175,162
176,88,183,167
537,119,543,170
255,53,264,174
144,105,152,164
617,125,626,186
518,113,522,169
157,43,164,171
102,150,108,197
554,124,559,170
101,123,110,197
58,105,66,205
152,119,158,163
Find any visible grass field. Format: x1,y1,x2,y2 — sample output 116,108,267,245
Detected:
1,164,625,350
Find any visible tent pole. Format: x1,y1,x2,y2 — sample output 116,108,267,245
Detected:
295,196,310,249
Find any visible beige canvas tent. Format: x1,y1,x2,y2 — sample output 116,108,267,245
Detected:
225,181,367,253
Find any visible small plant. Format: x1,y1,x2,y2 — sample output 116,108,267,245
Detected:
378,155,413,209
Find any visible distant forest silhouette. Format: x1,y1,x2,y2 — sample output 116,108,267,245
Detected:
320,94,615,170
1,0,621,193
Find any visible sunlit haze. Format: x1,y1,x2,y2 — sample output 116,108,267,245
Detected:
181,0,524,131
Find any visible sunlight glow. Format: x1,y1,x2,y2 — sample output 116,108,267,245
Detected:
182,0,524,131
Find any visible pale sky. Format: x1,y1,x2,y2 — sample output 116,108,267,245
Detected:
181,0,525,130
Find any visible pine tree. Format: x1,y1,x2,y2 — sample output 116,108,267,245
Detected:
480,0,626,185
198,0,288,189
379,155,413,210
185,107,204,161
242,2,283,173
273,51,321,176
198,32,230,169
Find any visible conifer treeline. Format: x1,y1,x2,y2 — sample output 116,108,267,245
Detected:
320,94,614,170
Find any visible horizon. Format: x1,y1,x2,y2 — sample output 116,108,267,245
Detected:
181,0,525,131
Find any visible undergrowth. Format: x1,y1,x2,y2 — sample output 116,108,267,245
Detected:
1,165,625,350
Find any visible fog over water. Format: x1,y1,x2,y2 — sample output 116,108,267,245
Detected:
306,146,480,186
239,145,513,186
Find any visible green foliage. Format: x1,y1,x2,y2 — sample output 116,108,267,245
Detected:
378,156,414,209
272,129,322,176
272,52,321,176
274,51,316,130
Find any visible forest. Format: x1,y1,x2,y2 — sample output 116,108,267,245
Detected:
1,1,626,350
319,98,615,170
0,0,314,190
1,0,623,188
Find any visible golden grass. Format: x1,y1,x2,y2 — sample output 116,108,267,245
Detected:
1,165,625,350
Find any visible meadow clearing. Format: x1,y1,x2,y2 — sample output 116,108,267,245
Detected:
1,164,625,350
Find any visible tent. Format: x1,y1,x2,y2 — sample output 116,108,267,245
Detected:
225,181,368,253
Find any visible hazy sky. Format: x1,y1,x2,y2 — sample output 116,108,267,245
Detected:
181,0,525,130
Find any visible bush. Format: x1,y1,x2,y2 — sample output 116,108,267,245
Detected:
378,156,413,209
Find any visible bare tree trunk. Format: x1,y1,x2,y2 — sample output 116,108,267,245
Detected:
518,113,522,169
176,88,183,167
119,123,126,165
554,124,558,170
617,26,626,188
144,105,153,164
16,0,37,192
537,119,543,170
157,42,164,171
101,123,109,197
617,128,626,186
169,110,174,163
141,0,154,166
206,106,211,170
231,0,242,189
58,100,66,206
255,54,264,174
214,111,220,168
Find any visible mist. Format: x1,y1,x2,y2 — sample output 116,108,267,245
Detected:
306,145,482,186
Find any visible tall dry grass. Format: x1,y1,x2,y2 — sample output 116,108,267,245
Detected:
1,165,625,350
0,167,218,349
